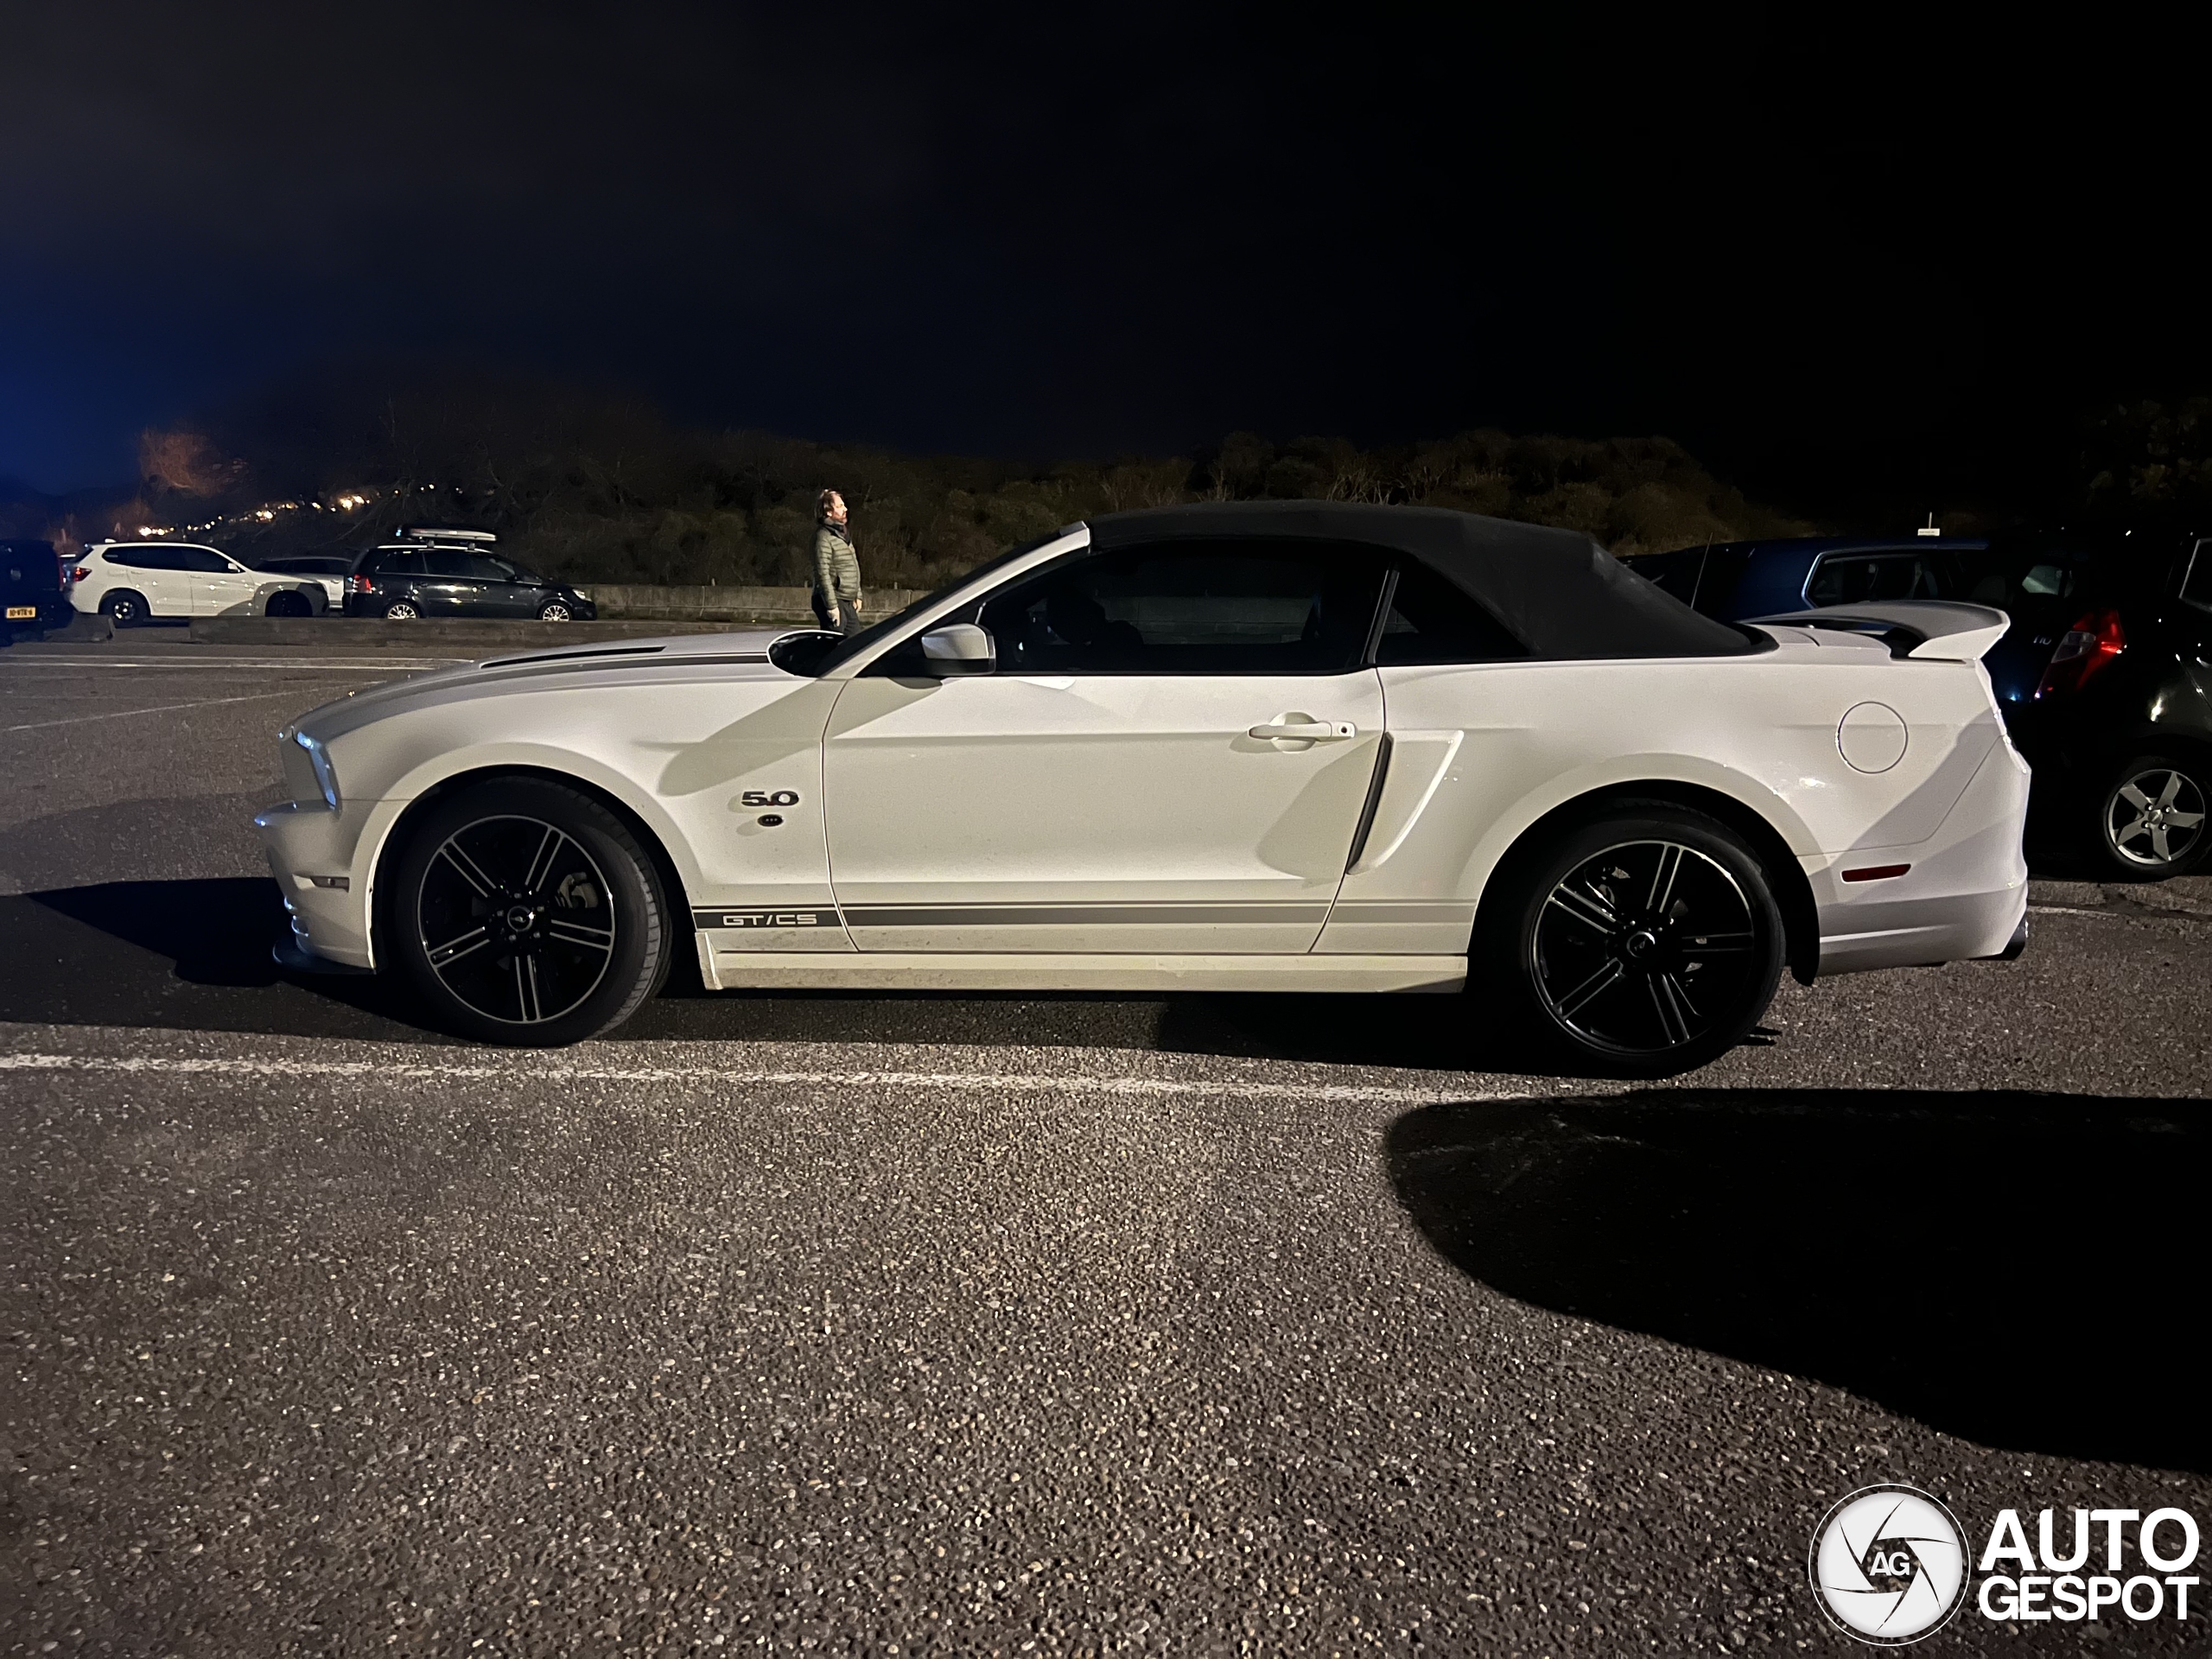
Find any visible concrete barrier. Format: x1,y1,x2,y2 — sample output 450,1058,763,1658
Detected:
574,584,927,622
187,617,772,648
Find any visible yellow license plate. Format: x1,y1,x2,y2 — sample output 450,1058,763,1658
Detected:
5,606,36,620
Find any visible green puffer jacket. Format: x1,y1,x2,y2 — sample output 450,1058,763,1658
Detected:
812,525,862,604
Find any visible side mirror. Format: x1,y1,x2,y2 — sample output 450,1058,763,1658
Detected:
918,622,995,677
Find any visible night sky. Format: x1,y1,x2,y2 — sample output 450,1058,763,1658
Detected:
3,5,2203,511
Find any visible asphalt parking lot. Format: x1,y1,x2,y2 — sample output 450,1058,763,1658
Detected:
5,637,2211,1656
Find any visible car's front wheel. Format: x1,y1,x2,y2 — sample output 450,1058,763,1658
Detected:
537,599,574,622
385,778,671,1045
2095,753,2209,878
1479,804,1785,1076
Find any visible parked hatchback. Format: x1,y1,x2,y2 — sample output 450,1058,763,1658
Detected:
1984,528,2212,877
342,544,596,621
1629,530,2212,876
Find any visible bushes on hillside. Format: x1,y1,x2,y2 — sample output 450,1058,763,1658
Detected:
118,380,1810,584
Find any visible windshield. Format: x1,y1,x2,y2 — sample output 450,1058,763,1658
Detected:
804,531,1082,676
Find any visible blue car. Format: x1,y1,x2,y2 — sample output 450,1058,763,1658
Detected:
1623,534,2028,683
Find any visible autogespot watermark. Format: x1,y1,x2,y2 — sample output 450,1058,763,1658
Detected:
1808,1484,2202,1645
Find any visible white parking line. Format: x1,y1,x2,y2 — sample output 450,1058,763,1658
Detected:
2,690,321,734
0,1049,1522,1107
0,656,459,670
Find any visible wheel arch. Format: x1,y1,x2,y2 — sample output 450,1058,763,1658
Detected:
1471,779,1822,988
367,763,698,976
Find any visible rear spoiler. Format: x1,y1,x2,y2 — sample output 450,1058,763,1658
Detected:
1745,601,2010,662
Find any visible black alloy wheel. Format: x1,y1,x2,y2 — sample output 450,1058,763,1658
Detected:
2098,755,2209,877
264,590,313,617
1484,805,1785,1076
537,599,574,621
100,589,147,626
387,778,671,1045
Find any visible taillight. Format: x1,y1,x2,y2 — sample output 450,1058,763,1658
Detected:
345,574,372,594
2035,608,2126,699
68,565,87,584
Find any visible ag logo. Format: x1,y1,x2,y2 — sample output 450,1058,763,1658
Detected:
1810,1484,1968,1645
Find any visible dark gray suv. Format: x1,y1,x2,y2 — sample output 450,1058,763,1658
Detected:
341,545,596,621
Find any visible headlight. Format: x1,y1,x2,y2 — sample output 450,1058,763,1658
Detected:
296,730,340,810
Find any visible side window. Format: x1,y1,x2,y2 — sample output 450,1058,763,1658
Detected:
175,548,234,573
1374,560,1525,664
1805,553,1937,607
974,539,1386,674
2180,540,2212,612
373,550,426,576
463,554,515,582
423,550,477,578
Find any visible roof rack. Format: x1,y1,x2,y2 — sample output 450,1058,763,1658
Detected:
397,524,498,543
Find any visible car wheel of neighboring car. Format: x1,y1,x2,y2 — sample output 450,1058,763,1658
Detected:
264,590,312,618
386,777,671,1046
1478,804,1785,1077
383,600,420,620
99,589,148,626
537,600,573,622
2095,753,2209,878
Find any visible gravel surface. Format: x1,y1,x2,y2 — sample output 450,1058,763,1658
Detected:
4,642,2209,1656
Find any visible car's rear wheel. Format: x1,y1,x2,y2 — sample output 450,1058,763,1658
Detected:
386,778,671,1046
100,589,148,626
2095,753,2209,878
537,599,574,622
383,599,420,620
264,590,312,617
1479,804,1785,1076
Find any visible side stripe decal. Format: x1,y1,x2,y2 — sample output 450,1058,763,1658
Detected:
842,903,1333,928
692,900,1474,931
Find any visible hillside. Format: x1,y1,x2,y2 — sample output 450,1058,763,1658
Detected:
8,381,1814,585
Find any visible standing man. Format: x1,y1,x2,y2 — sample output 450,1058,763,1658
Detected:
811,489,863,633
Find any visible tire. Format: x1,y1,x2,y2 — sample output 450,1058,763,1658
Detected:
383,600,420,620
264,590,312,618
1477,804,1785,1077
2094,753,2209,878
100,589,149,627
537,600,573,622
385,777,671,1046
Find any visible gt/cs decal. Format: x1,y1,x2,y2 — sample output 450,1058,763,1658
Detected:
740,790,801,808
714,910,824,928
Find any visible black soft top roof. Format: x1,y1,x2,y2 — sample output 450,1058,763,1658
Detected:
1085,501,1753,659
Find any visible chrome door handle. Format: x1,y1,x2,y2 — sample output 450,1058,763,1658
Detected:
1249,717,1355,741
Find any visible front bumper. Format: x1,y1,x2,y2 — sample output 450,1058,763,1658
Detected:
255,798,385,969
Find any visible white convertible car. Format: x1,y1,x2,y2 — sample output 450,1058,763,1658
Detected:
257,504,2031,1071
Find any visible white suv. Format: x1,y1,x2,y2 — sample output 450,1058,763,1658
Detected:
71,542,328,625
